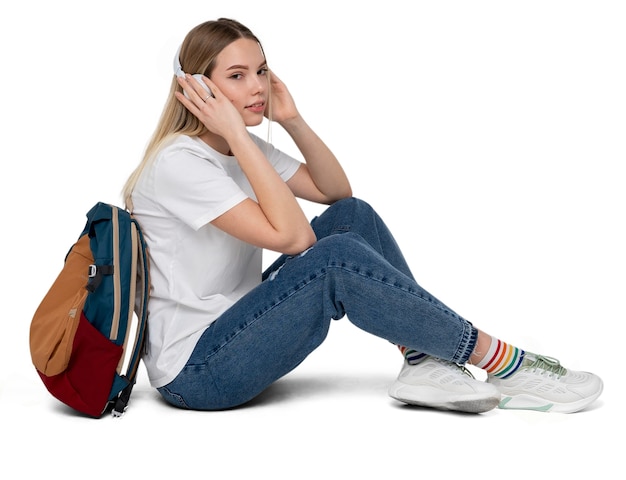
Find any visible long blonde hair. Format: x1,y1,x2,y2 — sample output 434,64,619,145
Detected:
122,18,266,207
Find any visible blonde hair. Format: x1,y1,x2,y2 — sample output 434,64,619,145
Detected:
122,18,267,207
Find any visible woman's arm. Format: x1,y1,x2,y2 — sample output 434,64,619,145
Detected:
269,72,352,204
216,130,316,254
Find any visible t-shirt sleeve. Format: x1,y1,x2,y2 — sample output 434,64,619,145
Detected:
153,146,247,230
149,134,302,231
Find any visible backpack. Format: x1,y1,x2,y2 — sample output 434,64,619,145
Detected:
29,202,150,418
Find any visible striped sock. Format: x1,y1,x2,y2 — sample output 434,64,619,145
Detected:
397,345,428,365
474,337,525,378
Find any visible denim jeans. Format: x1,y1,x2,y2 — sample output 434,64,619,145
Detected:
158,197,478,410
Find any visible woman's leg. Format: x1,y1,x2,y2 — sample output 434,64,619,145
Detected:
159,228,479,410
159,198,602,413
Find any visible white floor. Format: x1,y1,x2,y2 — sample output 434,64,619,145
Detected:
2,317,620,479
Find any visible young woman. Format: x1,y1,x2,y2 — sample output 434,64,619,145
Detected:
123,18,602,414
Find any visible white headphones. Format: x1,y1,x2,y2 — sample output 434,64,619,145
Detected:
174,45,213,99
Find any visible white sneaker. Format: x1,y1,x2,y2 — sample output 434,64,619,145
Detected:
488,353,603,413
388,357,501,413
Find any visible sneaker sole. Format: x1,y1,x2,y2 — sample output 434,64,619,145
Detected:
497,385,604,413
388,382,501,414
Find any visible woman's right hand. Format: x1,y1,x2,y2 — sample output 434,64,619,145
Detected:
175,74,246,141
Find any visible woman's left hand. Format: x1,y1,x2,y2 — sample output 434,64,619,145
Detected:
266,70,300,124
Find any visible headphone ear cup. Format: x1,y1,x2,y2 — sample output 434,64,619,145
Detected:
189,74,214,99
181,75,213,100
174,44,214,100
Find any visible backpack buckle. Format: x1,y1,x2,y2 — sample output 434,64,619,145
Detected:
88,264,97,278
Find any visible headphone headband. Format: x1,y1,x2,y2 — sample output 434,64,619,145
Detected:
173,45,185,78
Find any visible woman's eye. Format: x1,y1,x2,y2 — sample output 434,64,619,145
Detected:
258,68,268,76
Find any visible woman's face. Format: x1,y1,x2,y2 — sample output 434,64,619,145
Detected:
210,38,268,126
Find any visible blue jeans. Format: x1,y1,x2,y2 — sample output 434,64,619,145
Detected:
158,198,477,410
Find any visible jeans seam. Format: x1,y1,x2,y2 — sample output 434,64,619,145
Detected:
327,262,463,321
158,385,190,409
453,323,478,364
326,261,475,363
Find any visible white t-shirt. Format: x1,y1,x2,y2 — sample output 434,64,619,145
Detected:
131,133,301,387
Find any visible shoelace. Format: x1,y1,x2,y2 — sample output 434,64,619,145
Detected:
433,358,477,379
457,364,477,379
526,354,567,378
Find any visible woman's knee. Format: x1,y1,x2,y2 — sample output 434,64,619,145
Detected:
314,231,372,259
330,196,374,216
312,197,377,236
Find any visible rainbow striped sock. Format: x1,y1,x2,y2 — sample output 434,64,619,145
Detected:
398,345,428,365
474,337,525,378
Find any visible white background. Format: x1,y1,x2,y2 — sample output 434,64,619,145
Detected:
1,1,624,478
